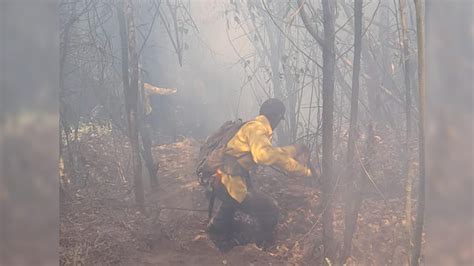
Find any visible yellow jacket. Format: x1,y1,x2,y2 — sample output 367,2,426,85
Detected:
219,115,312,203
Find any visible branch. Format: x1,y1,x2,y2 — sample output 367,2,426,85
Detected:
261,0,323,69
296,0,324,47
138,0,161,56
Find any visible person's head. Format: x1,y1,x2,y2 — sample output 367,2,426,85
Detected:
259,98,286,129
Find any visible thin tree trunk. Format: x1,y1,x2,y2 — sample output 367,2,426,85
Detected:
299,0,336,261
125,0,145,209
62,126,76,184
399,0,414,259
339,2,381,125
286,69,297,143
137,75,158,188
59,0,77,184
266,8,289,145
411,0,426,264
321,0,336,263
117,0,145,209
342,0,363,262
139,116,158,188
0,66,7,262
59,0,79,192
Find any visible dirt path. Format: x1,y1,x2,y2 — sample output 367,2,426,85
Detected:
60,131,412,265
61,136,290,265
129,139,286,265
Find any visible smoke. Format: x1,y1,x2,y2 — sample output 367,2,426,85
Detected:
139,0,262,138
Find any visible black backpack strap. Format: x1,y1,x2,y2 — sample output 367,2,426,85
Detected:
208,187,216,220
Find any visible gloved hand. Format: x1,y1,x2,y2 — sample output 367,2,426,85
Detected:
294,143,310,165
304,167,313,177
308,160,322,185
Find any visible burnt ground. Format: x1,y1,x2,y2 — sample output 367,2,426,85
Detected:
59,126,436,266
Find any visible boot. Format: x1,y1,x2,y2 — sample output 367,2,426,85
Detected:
207,222,238,252
255,229,276,251
207,215,238,252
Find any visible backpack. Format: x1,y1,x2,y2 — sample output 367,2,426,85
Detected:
196,119,245,185
196,119,246,219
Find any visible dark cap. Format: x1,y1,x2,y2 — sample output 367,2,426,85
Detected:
259,98,286,120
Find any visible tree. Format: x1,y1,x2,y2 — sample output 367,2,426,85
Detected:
59,0,78,189
117,0,145,209
341,0,363,263
398,0,414,257
298,0,336,262
320,0,337,262
411,0,426,264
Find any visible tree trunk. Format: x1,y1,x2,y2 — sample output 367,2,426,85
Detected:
117,0,145,209
339,2,381,125
0,82,7,262
321,0,336,263
59,0,75,196
137,74,158,188
341,0,363,262
411,0,426,264
266,7,290,145
139,115,158,188
59,0,77,184
398,0,413,260
299,0,337,262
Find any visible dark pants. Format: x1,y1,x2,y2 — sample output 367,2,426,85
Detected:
208,181,279,248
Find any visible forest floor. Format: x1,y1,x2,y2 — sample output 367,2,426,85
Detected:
59,126,428,266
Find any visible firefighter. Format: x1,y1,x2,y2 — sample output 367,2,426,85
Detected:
208,98,313,251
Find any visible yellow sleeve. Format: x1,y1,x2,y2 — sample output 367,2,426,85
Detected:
247,126,311,177
278,145,298,158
